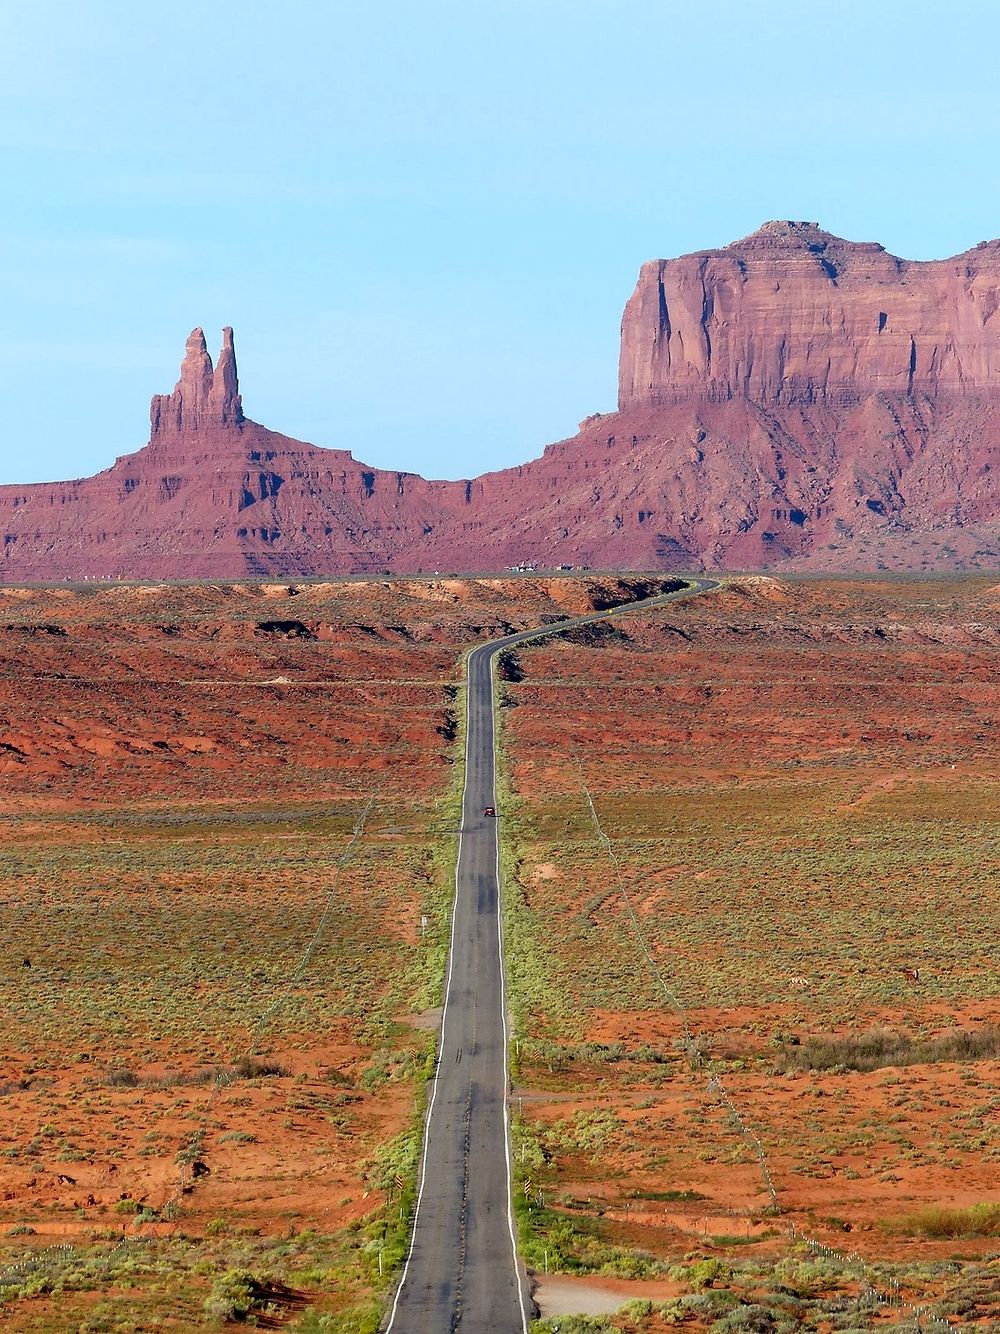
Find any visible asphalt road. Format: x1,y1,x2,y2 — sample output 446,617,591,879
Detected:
385,577,719,1333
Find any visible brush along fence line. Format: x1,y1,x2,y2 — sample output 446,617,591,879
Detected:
0,1235,151,1290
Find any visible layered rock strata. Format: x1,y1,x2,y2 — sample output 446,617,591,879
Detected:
619,220,1000,405
5,223,1000,579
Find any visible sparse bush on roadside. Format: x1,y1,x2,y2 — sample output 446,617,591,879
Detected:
532,1317,621,1334
320,1065,353,1086
619,1298,653,1317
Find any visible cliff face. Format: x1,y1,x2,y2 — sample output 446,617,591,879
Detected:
619,221,1000,405
6,223,1000,580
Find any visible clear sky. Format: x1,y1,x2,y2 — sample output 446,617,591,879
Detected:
3,0,1000,484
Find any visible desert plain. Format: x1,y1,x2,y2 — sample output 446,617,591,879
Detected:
0,573,998,1331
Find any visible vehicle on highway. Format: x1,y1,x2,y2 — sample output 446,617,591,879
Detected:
483,806,496,817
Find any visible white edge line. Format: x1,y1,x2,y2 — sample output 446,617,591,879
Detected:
384,582,713,1330
384,645,476,1332
488,584,710,1331
490,644,533,1334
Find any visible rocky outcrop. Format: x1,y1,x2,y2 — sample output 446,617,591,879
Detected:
8,222,1000,580
619,221,1000,406
149,327,243,438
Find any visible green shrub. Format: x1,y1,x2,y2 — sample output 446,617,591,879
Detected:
203,1268,261,1322
690,1258,731,1289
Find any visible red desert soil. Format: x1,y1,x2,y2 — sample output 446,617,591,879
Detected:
0,573,665,1330
502,575,1000,1326
4,572,1000,1330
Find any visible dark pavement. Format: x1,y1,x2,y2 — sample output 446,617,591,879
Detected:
385,578,718,1333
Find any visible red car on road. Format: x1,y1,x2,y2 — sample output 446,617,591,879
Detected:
483,806,496,817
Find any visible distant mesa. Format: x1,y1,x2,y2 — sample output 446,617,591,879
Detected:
6,221,1000,579
618,219,1000,406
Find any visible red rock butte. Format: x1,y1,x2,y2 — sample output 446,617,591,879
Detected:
7,220,1000,579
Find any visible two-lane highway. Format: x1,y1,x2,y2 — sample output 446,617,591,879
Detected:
385,577,718,1333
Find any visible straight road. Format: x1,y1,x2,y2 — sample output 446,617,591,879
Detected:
385,577,718,1333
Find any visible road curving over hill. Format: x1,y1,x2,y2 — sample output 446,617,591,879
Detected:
384,576,720,1333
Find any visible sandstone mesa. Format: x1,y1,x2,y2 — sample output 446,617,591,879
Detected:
6,220,1000,579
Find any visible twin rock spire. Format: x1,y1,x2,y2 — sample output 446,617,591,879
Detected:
149,327,243,437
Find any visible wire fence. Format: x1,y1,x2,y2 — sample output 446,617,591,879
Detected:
0,1234,151,1290
0,792,377,1290
243,792,377,1058
164,790,378,1205
577,760,778,1211
572,757,961,1325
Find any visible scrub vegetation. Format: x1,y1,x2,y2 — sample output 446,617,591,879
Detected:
499,576,1000,1330
0,575,649,1330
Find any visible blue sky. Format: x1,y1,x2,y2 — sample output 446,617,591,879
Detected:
2,0,1000,483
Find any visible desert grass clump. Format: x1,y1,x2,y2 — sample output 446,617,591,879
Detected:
881,1201,1000,1238
777,1027,1000,1073
232,1056,289,1080
103,1068,140,1089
